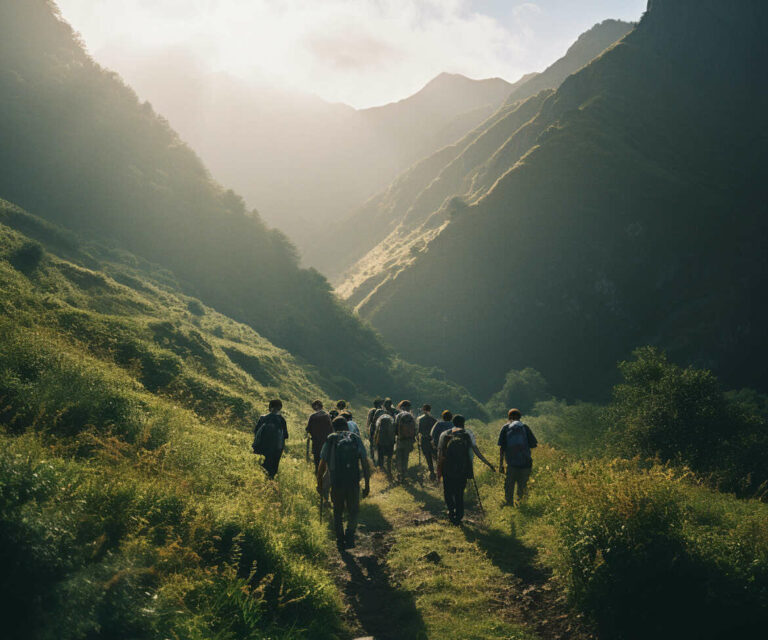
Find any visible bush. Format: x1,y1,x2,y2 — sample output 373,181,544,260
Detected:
608,347,768,494
548,459,768,639
186,299,205,316
8,239,44,273
486,367,551,417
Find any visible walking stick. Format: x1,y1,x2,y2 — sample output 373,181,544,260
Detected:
472,477,486,519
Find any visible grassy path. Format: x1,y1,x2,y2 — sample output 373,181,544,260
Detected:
325,459,589,640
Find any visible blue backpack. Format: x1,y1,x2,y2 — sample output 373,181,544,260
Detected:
504,421,531,467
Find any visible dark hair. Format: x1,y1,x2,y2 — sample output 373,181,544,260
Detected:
330,409,339,419
422,404,431,412
336,400,347,410
269,399,283,411
374,398,383,407
311,399,323,409
341,411,352,420
452,414,465,428
384,397,392,406
397,400,411,410
441,410,453,421
332,415,348,431
508,408,522,420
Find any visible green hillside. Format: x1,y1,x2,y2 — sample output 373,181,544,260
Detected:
2,203,765,638
0,0,484,414
353,0,768,401
329,20,634,284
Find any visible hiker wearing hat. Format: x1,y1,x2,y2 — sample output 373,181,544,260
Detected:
498,409,538,506
394,400,417,482
417,404,438,480
317,415,371,552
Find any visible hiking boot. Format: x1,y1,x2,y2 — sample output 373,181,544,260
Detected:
343,535,356,549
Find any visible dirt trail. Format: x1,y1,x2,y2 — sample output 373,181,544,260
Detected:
326,469,594,640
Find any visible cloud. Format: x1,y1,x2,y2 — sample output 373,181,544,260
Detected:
304,29,402,71
54,0,534,107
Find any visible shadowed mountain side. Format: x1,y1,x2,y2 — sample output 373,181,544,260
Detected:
328,20,635,284
353,0,768,400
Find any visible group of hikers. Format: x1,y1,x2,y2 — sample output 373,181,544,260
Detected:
252,397,537,552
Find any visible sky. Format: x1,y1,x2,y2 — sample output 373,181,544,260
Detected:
54,0,648,109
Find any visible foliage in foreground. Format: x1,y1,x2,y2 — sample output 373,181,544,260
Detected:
474,445,768,640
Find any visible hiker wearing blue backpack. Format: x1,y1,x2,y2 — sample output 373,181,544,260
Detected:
498,408,538,506
252,399,289,479
317,416,371,552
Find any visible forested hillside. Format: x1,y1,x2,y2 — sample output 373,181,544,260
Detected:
0,0,481,412
353,0,768,401
330,19,634,284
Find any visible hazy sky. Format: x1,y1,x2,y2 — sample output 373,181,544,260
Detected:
55,0,647,108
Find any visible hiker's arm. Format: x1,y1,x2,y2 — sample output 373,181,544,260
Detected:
435,433,446,480
472,444,495,471
282,418,288,441
499,448,505,473
526,426,538,449
316,459,328,492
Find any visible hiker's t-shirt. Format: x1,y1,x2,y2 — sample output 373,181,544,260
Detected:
437,427,473,479
254,413,288,451
418,413,437,439
497,421,538,468
306,410,333,456
430,420,454,450
319,431,368,476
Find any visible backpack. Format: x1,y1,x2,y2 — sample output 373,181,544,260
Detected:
331,432,361,487
504,421,531,467
253,414,282,455
375,413,396,447
397,411,416,440
444,430,471,479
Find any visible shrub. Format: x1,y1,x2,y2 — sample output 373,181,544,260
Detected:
486,367,551,417
187,299,205,316
548,460,768,638
8,239,44,273
608,347,768,494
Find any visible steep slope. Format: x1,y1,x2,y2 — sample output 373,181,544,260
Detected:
331,20,635,284
354,0,768,400
0,0,481,411
102,47,517,258
0,199,346,639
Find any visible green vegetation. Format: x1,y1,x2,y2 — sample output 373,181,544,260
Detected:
486,368,551,416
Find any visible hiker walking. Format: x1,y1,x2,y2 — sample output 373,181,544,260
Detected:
306,399,333,472
430,410,454,453
252,399,289,479
366,398,383,460
498,409,538,506
374,409,396,476
436,415,495,524
394,400,417,482
317,416,371,552
417,404,438,480
342,411,360,437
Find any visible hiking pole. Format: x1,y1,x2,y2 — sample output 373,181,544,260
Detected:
472,477,486,519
